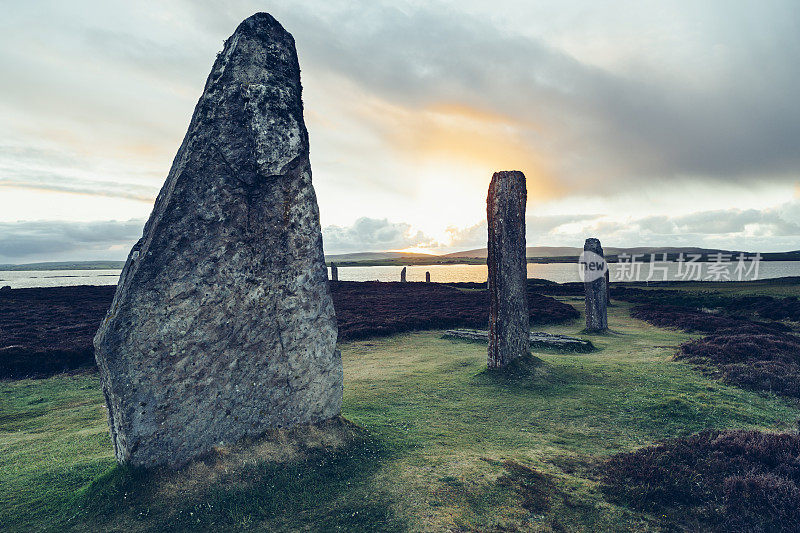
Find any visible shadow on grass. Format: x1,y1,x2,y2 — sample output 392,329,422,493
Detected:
472,354,608,395
479,354,548,380
578,328,626,337
68,419,405,532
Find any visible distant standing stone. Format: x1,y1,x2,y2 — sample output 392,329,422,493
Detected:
425,271,431,283
486,170,529,368
400,267,407,282
330,263,338,282
583,238,608,331
93,13,342,468
605,269,612,306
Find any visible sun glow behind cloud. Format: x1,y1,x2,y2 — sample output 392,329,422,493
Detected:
0,0,799,262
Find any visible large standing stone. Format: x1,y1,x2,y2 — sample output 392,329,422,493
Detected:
400,267,407,283
583,238,608,331
486,170,529,368
425,271,431,283
330,263,338,282
93,13,342,468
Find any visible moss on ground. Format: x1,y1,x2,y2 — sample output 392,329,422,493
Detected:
2,292,800,531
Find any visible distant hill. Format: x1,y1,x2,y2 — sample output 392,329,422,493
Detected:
445,246,753,259
0,261,126,271
3,248,798,271
445,247,581,259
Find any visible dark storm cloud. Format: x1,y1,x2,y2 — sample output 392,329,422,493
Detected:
2,1,799,261
4,0,799,199
184,0,800,189
635,208,800,237
0,219,144,262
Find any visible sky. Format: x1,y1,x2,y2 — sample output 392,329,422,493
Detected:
1,0,799,263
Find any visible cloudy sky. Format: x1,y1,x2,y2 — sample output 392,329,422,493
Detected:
1,0,798,262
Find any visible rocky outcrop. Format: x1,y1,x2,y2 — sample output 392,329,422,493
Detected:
93,13,341,468
486,170,529,368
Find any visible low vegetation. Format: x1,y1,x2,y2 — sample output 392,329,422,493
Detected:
629,304,789,334
626,287,800,400
4,293,800,531
332,281,578,340
602,429,800,532
530,279,800,320
0,286,112,378
678,332,800,398
0,282,578,378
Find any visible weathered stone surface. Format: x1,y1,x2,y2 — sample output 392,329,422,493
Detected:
425,271,431,283
330,263,338,281
583,238,608,331
486,170,529,368
400,267,407,283
93,13,341,468
443,329,594,352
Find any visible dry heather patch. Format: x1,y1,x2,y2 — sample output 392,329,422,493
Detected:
602,429,800,532
677,332,800,398
0,283,578,378
629,304,789,334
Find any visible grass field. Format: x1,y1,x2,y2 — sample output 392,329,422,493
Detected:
2,298,800,531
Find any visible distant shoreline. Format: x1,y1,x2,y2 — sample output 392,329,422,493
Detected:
3,252,800,271
328,253,800,267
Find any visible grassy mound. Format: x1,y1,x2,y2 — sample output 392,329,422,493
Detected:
5,311,800,531
602,429,800,532
5,281,800,530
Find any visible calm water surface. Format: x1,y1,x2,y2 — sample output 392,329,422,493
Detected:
337,261,800,283
2,262,799,288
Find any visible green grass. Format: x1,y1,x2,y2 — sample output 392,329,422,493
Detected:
2,298,800,531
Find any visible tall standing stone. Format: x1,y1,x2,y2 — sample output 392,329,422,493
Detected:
487,171,529,368
425,271,431,283
330,263,338,281
583,238,608,331
93,13,342,468
400,267,407,283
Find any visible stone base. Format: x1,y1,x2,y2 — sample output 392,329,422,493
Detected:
444,329,595,352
